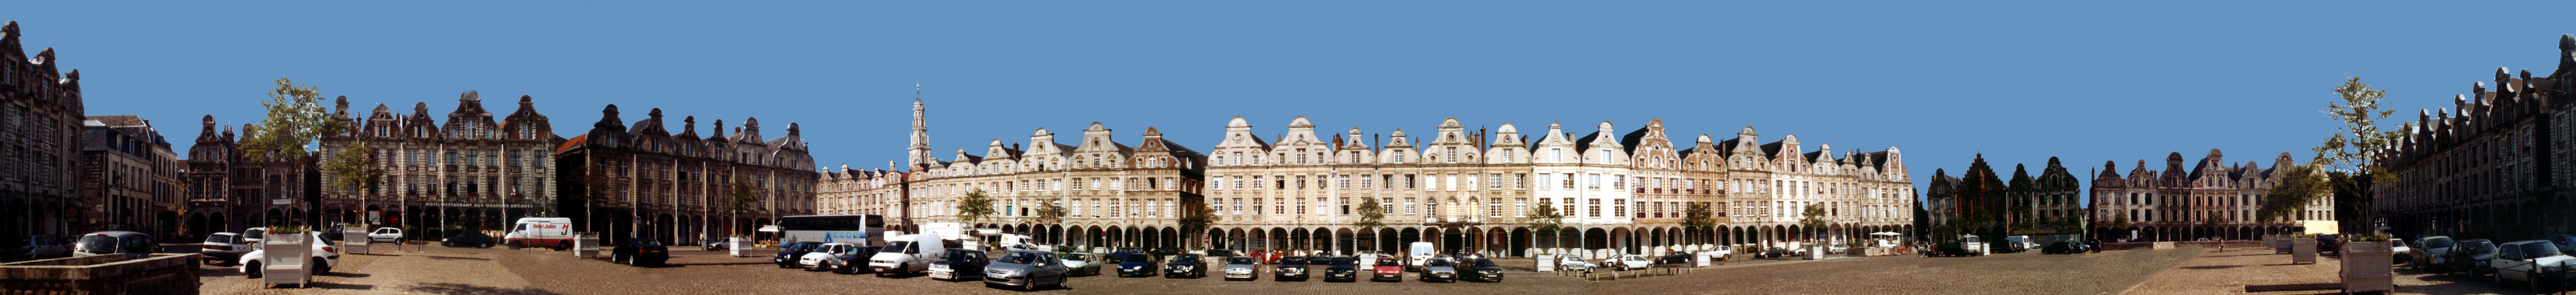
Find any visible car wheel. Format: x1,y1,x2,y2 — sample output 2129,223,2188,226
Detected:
244,261,263,278
313,257,332,274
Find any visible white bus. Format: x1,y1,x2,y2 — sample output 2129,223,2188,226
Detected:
777,214,885,246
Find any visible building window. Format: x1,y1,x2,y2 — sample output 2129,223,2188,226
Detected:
1588,199,1602,218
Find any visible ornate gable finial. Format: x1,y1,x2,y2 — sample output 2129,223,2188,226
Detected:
787,122,800,136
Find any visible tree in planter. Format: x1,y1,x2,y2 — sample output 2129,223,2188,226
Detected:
723,175,756,238
1799,204,1829,244
1527,198,1564,249
1177,201,1220,250
323,143,385,228
1681,202,1716,245
242,77,347,228
2259,164,2328,223
1353,198,1387,250
954,189,996,222
2311,77,2406,230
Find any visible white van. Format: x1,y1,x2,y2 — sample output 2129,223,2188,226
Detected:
869,233,948,276
1407,242,1436,271
505,218,575,250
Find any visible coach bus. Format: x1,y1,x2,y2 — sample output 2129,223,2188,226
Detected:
777,214,885,246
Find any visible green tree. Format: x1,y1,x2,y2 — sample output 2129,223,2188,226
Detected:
1353,198,1386,250
241,77,345,162
1031,199,1066,225
724,175,756,237
2203,211,2228,228
954,188,995,222
2313,77,2406,230
1177,201,1220,249
2110,212,2131,230
1681,202,1715,244
323,143,384,227
1528,198,1564,248
2259,164,2328,223
1799,204,1829,242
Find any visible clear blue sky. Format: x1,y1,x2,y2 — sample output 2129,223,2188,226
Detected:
11,2,2574,205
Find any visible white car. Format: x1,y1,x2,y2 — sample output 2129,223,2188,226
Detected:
2492,240,2574,292
241,232,342,277
799,242,859,270
365,228,404,244
1604,254,1652,271
1554,255,1593,271
1061,253,1102,276
199,232,251,265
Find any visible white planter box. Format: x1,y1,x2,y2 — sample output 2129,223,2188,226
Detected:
262,232,313,288
2341,241,2394,293
729,237,747,257
1535,254,1556,272
342,226,371,255
2291,238,2318,264
573,234,602,258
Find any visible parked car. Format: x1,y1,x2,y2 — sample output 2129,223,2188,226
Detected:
1060,253,1102,276
1151,247,1182,260
1274,255,1311,281
2042,241,2078,254
772,241,825,268
927,248,993,281
1251,249,1286,264
1760,247,1791,258
799,242,859,271
199,232,252,265
2445,238,2500,276
1164,253,1207,278
1464,258,1505,282
1422,257,1459,282
1555,254,1594,272
1655,251,1694,264
1605,254,1652,271
1371,257,1405,282
2415,236,2456,272
2493,240,2575,293
2390,238,2414,263
71,231,160,258
439,231,496,248
1323,256,1360,282
869,234,951,277
238,231,340,278
2549,234,2576,257
1222,255,1260,280
9,234,70,262
365,228,403,244
1116,252,1160,277
1203,249,1238,261
699,237,730,251
2318,234,2345,257
239,227,268,244
1102,247,1146,266
983,250,1069,291
611,238,669,267
819,244,884,274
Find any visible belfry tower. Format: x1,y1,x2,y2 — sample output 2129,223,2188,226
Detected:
907,85,933,168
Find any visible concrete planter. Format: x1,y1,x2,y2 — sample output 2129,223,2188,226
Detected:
2272,237,2292,254
573,234,602,258
2290,238,2318,264
2340,241,2394,293
342,226,372,255
1806,245,1825,260
728,237,747,257
0,253,201,294
1534,254,1556,272
261,232,312,288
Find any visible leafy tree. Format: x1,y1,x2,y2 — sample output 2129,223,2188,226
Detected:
2111,212,2131,230
323,143,384,227
2313,77,2405,229
1682,202,1715,244
1177,201,1220,248
1799,204,1828,242
2203,211,2228,228
242,77,344,162
1031,199,1066,225
1353,197,1386,250
2259,164,2328,223
724,175,756,237
954,188,995,222
1528,198,1564,248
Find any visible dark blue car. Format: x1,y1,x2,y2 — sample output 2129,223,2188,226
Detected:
1115,253,1158,277
773,241,824,268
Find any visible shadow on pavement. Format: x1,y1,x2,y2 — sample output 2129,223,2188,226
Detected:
670,261,770,266
403,283,568,295
423,255,491,261
2181,265,2243,270
321,272,372,278
311,281,377,290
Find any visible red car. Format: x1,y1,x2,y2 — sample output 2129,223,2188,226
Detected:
1250,250,1285,264
1370,257,1405,281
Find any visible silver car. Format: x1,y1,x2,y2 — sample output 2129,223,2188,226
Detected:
1222,256,1261,280
1422,257,1459,283
1061,253,1102,276
984,250,1069,291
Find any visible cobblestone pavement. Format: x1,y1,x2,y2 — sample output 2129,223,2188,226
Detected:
1586,247,2206,295
2127,246,2556,294
192,242,546,294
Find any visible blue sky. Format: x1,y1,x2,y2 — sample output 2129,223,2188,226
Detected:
10,2,2574,204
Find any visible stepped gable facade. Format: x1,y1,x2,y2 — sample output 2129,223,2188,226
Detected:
819,98,1914,257
2088,149,2327,241
556,104,816,242
0,21,89,246
314,92,565,238
2373,35,2576,240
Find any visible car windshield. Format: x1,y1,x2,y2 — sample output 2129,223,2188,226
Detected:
884,241,912,253
1472,259,1497,267
1229,257,1255,264
1123,255,1149,263
2524,242,2562,258
1280,257,1307,265
1063,254,1090,261
1376,259,1400,266
1172,254,1201,263
1428,259,1452,267
1330,257,1356,266
2464,241,2496,253
76,235,117,254
205,235,231,244
999,251,1041,264
942,250,977,260
633,239,661,247
2423,238,2454,248
1207,250,1235,257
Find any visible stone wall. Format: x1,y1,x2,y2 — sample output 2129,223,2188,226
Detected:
0,253,199,295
